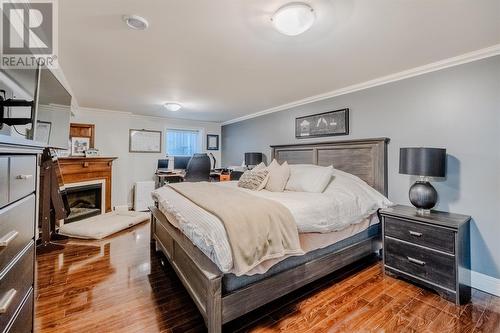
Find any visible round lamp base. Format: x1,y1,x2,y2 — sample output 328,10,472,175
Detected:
409,181,437,213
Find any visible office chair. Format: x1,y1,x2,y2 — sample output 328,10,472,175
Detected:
184,153,211,182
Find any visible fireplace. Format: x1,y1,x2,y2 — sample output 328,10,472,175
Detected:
58,157,116,213
65,182,104,223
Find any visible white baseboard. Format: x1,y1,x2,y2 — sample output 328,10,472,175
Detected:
471,271,500,297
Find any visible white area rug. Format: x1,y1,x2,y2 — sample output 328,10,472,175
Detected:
58,211,149,240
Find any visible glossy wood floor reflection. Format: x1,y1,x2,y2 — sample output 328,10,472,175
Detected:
36,222,500,333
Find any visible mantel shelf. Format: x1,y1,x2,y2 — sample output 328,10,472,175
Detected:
58,156,118,160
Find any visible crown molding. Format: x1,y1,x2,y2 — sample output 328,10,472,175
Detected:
222,44,500,126
77,106,133,116
38,103,71,113
76,106,222,125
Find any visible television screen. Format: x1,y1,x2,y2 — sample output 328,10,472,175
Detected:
0,66,71,149
34,67,72,148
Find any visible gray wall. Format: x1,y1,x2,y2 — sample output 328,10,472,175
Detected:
222,56,500,279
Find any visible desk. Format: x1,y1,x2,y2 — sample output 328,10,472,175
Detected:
155,170,185,188
156,169,242,187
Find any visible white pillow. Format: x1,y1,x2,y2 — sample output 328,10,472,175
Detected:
265,159,290,192
285,164,333,193
324,168,393,214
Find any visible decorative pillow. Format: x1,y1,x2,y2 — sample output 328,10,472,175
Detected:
265,160,290,192
237,169,269,190
252,162,267,171
285,164,333,193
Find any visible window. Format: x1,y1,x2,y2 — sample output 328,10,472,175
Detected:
166,129,199,156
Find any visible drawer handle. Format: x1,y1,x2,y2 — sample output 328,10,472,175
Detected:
409,231,423,237
0,231,19,248
407,256,426,266
0,289,17,314
16,174,33,180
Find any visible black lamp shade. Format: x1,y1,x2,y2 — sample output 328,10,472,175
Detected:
245,152,263,166
399,147,446,178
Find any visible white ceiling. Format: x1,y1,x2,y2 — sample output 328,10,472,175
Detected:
59,0,500,123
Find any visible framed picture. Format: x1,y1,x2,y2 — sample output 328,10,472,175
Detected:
35,120,52,145
129,129,162,153
295,108,349,139
207,134,219,150
71,136,90,156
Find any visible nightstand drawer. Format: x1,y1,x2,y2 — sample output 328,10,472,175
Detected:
385,237,455,290
384,217,455,253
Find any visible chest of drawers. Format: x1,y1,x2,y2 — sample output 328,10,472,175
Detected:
0,140,42,333
380,205,471,305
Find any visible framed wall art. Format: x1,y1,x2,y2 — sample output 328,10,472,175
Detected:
35,120,52,145
295,108,349,139
71,136,90,156
129,129,162,153
206,134,219,150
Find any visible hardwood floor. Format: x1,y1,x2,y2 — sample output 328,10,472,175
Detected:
35,222,500,333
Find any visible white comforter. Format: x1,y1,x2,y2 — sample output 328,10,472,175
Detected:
152,171,392,274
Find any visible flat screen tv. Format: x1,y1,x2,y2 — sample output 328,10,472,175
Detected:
0,65,72,149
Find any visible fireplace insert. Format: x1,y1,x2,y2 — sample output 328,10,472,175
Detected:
65,183,103,223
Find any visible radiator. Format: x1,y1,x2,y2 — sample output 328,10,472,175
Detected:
134,181,155,211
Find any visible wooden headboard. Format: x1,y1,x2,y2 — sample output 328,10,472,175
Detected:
271,138,389,196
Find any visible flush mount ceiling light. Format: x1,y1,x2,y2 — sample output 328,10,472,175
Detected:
271,3,315,36
123,15,149,30
163,103,182,112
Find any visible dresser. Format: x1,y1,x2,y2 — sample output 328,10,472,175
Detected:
380,205,471,305
0,138,42,333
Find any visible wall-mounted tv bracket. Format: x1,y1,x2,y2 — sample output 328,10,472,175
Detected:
0,89,35,126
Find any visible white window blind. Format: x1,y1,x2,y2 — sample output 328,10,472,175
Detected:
166,129,199,156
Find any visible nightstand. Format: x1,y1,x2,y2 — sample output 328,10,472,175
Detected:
379,205,471,304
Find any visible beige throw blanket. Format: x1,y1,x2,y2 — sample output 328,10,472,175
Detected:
169,182,303,275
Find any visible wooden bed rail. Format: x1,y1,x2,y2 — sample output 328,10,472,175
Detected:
150,206,223,331
151,206,382,332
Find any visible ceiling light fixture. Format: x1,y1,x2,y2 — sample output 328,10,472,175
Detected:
271,3,315,36
123,15,149,30
163,103,182,112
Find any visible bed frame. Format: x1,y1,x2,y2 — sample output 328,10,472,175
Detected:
149,137,389,332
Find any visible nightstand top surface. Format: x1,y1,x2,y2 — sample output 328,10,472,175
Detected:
380,205,471,229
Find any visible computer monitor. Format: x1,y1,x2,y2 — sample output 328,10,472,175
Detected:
157,159,169,170
173,156,191,170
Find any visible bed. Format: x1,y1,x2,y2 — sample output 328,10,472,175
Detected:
149,137,389,332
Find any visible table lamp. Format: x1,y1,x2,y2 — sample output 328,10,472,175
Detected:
244,152,263,169
399,147,446,214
